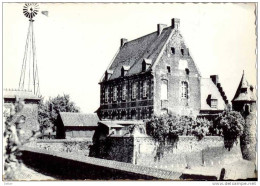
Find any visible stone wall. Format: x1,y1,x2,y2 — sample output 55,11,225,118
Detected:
25,139,92,157
105,136,243,171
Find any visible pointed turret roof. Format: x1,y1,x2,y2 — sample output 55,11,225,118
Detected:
232,71,256,102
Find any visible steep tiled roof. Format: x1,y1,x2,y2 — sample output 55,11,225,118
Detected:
200,78,226,111
104,26,173,80
3,89,41,100
59,112,99,127
232,73,256,102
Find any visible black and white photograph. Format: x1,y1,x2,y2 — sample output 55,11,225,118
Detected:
2,1,258,183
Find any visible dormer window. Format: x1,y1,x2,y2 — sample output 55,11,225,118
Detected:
142,58,152,72
207,94,218,108
121,66,130,77
181,48,184,56
105,70,113,80
211,99,218,108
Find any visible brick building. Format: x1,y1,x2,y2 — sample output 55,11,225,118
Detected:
97,18,228,120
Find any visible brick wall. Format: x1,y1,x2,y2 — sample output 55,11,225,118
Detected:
153,31,201,116
5,102,40,143
99,73,154,120
104,136,243,171
134,136,242,170
26,139,92,157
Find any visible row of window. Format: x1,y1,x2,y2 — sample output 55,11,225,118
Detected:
161,80,188,100
104,80,188,103
104,81,149,102
171,47,189,56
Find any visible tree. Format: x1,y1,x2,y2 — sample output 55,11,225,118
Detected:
214,110,245,150
38,94,80,134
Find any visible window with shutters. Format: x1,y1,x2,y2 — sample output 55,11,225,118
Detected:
181,81,188,99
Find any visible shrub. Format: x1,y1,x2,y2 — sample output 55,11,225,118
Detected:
146,114,212,161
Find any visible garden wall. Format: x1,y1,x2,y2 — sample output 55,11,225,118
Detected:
106,136,243,171
25,139,92,156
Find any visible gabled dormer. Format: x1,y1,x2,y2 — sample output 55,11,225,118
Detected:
105,70,113,81
121,65,130,77
142,58,152,72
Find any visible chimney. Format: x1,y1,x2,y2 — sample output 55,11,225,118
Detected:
171,18,180,30
157,24,167,35
120,38,128,48
210,75,219,85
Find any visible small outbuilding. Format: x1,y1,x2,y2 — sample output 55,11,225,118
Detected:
56,112,99,140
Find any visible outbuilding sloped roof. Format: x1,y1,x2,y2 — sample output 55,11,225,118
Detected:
200,78,226,111
3,89,41,100
232,73,256,102
103,26,173,81
59,112,99,127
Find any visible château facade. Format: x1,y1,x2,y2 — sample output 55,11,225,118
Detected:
97,18,228,120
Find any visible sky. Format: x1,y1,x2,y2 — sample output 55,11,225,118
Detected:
3,3,256,113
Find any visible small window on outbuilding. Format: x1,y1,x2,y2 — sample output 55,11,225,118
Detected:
171,47,175,54
167,66,171,73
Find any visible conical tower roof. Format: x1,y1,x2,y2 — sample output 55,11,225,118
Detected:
232,71,256,102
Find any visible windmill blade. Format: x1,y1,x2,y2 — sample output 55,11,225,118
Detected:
41,11,48,17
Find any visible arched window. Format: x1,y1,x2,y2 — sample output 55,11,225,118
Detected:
181,81,188,99
161,80,168,100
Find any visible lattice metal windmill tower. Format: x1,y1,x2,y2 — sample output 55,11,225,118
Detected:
19,3,40,95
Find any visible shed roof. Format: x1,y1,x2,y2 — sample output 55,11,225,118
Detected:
59,112,99,127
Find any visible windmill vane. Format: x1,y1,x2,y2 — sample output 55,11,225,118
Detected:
23,3,39,21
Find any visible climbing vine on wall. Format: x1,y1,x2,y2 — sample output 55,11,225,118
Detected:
146,114,212,161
